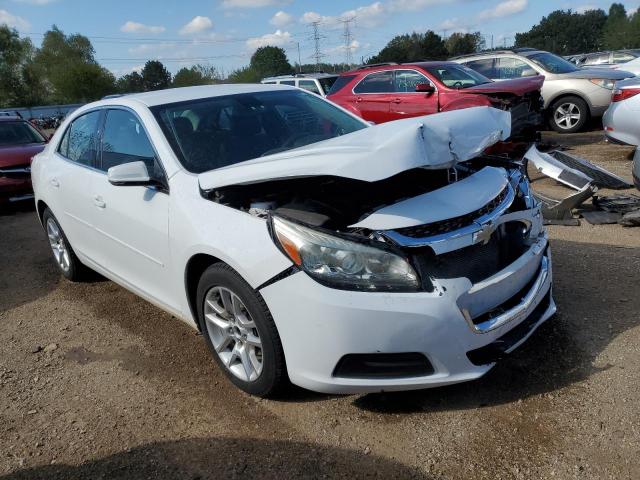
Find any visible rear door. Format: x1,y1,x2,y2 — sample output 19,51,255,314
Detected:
48,110,104,262
389,69,439,119
352,71,394,123
90,108,172,304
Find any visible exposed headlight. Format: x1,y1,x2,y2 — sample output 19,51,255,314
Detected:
590,78,616,90
271,216,420,292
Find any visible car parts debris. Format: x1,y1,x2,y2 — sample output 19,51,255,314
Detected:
550,150,632,189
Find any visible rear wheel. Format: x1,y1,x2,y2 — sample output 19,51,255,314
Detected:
42,208,91,281
549,96,588,133
196,263,287,397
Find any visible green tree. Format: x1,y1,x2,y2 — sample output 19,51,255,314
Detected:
141,60,171,91
116,71,144,93
515,9,607,54
602,3,630,49
249,46,292,78
368,31,448,63
227,66,261,83
33,26,115,103
445,32,485,57
171,64,223,87
0,26,46,107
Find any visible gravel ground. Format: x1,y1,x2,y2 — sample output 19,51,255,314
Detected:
1,132,639,480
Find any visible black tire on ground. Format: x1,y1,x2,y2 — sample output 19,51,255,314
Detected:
196,263,288,397
549,96,589,133
42,208,91,281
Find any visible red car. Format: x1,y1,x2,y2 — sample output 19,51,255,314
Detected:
327,62,545,141
0,116,48,205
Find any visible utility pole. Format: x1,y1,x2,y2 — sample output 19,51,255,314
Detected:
340,16,355,66
309,21,326,70
297,42,302,73
491,34,494,49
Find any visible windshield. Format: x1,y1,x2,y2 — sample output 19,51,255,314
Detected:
0,121,46,146
318,76,338,93
528,52,578,74
152,89,366,173
423,64,492,89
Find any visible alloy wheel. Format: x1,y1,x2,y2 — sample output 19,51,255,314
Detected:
554,102,581,130
204,286,263,382
46,218,70,272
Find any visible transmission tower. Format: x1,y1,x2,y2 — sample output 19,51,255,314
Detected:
309,21,326,69
341,17,355,66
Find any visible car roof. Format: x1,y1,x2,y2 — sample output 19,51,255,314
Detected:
263,72,338,81
343,61,458,75
452,49,545,60
98,83,296,108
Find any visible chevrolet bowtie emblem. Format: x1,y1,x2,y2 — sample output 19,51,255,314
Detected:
474,222,496,245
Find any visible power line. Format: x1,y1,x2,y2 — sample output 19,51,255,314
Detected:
341,17,356,66
308,21,326,68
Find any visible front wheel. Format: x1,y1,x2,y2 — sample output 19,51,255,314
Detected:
549,96,588,133
42,208,91,281
196,263,288,397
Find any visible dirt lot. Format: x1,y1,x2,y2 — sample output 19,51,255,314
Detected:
1,131,639,480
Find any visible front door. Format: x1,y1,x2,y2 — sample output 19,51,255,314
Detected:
90,108,172,306
352,70,394,123
389,69,439,120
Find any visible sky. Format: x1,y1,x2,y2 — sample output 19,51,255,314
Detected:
1,0,639,77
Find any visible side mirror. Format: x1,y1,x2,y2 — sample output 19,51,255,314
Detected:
521,68,538,77
415,83,435,93
107,161,151,186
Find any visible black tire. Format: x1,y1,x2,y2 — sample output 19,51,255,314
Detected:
549,96,589,133
42,208,91,281
196,263,288,397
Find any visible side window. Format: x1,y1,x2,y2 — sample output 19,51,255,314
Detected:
58,111,101,166
495,57,533,79
394,70,430,93
353,71,394,94
465,59,495,78
298,80,321,95
280,80,295,86
584,53,610,65
100,109,158,175
613,52,635,64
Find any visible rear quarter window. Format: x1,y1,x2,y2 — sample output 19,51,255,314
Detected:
327,75,357,95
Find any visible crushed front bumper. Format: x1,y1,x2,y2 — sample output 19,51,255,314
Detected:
260,233,554,394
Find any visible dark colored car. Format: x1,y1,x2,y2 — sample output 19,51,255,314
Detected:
0,117,47,204
326,62,545,141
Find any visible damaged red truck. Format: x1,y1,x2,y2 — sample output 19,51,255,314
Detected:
327,61,544,142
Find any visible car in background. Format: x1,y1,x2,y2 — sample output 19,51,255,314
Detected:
574,50,640,69
261,73,338,97
452,48,634,133
326,62,544,142
0,116,47,204
31,84,554,396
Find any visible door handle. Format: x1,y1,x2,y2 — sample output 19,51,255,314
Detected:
392,98,402,104
50,178,60,188
93,195,106,209
356,96,363,103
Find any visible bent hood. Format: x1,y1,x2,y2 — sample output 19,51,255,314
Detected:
461,76,544,96
198,106,511,191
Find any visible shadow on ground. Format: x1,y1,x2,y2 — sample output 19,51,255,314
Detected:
353,239,640,413
0,437,430,480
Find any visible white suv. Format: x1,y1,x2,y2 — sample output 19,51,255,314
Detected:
261,73,338,97
32,84,555,397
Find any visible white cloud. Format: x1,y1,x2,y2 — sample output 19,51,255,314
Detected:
574,4,598,14
478,0,527,20
128,42,176,55
12,0,56,5
246,29,291,50
301,2,386,28
222,0,291,8
270,10,293,27
120,21,166,34
0,9,29,30
179,16,213,35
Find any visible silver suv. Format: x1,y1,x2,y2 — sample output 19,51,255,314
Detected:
452,48,633,133
261,73,338,97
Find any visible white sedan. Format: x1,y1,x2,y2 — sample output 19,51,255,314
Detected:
32,84,555,396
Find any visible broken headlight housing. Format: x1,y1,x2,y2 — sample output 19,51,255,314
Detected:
271,216,420,292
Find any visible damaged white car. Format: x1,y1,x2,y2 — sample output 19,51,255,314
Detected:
31,85,555,396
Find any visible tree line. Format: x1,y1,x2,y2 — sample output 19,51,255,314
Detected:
2,3,640,108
